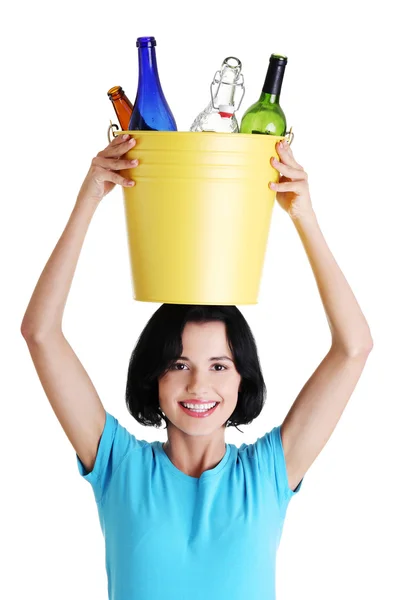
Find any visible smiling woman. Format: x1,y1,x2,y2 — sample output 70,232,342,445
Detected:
125,303,267,432
158,320,243,440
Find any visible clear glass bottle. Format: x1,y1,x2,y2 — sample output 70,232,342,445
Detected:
190,57,245,133
214,104,237,133
128,36,177,131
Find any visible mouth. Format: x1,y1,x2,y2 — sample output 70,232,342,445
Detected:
178,401,219,418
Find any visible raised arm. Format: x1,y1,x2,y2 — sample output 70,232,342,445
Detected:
21,133,138,473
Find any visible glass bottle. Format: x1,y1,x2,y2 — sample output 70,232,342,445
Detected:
128,36,177,131
239,54,287,135
190,57,245,133
214,105,237,133
107,86,133,131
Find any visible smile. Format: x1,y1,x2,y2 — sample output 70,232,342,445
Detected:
178,402,219,418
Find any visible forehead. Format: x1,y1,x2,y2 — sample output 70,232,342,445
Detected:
182,321,226,335
181,321,229,348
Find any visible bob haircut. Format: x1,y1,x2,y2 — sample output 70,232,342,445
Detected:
125,304,266,432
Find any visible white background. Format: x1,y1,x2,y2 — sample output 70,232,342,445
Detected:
2,0,399,599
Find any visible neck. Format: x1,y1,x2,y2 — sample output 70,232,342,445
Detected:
162,434,227,479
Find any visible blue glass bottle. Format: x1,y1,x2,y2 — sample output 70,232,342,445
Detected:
128,36,178,131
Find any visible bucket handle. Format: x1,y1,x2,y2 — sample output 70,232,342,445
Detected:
285,126,294,146
107,119,295,144
108,120,120,143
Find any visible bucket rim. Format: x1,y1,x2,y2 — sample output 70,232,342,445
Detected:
113,130,286,140
107,121,294,145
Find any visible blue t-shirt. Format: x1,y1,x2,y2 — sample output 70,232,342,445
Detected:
76,411,303,600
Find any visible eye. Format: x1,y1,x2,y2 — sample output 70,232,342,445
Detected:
213,364,227,371
170,362,227,372
170,362,187,371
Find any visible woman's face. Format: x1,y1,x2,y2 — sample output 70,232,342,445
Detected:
158,321,242,437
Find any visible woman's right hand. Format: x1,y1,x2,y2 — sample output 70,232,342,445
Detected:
77,134,138,205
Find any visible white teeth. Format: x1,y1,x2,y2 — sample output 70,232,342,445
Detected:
182,402,217,410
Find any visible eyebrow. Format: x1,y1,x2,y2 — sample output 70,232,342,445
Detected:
178,356,234,362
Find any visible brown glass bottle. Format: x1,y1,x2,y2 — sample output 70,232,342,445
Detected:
107,86,133,130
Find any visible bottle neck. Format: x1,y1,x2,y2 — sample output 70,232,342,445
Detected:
215,84,236,107
258,92,280,105
137,46,162,94
261,58,286,100
213,66,240,109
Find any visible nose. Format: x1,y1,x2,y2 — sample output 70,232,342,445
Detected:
186,371,210,395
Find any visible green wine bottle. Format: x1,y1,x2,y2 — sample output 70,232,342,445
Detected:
239,54,287,135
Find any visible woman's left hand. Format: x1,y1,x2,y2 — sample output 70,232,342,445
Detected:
269,139,314,220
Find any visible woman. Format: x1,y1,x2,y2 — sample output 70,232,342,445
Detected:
21,134,373,600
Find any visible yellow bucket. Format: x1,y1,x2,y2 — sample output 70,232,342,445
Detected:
110,126,292,305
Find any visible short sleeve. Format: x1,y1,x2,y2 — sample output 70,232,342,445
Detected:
254,424,304,512
76,411,136,504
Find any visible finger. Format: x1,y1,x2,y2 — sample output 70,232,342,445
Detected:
93,155,138,171
270,157,307,181
114,133,133,145
93,165,135,187
100,135,136,158
108,133,130,148
276,141,303,169
269,180,305,192
285,143,304,168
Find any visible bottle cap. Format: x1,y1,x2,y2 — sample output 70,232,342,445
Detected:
218,104,234,118
137,36,156,47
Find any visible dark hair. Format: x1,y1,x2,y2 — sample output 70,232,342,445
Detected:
125,304,266,433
